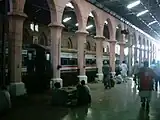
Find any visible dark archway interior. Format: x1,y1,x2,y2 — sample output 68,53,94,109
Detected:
62,6,78,32
86,12,96,36
103,23,110,39
24,0,51,25
116,25,122,42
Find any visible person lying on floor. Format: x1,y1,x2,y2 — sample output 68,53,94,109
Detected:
76,80,91,106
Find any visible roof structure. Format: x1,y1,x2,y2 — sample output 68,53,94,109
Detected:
89,0,160,40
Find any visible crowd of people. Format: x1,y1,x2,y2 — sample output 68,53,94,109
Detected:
103,59,160,110
52,59,160,109
52,80,91,106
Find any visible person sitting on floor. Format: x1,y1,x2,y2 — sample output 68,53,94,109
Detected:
51,82,68,106
77,80,91,106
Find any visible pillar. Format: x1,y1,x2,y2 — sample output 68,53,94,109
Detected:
49,23,64,88
134,47,138,62
143,49,145,60
128,46,132,76
119,42,125,62
128,36,132,76
108,40,116,72
147,48,150,64
76,31,88,83
150,51,153,64
8,12,27,96
150,45,153,63
95,36,105,81
139,48,142,63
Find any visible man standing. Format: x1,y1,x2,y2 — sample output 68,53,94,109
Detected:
138,61,155,110
102,61,111,89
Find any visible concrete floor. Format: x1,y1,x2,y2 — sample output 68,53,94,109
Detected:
1,80,160,120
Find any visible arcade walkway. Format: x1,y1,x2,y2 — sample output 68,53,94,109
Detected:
1,80,160,120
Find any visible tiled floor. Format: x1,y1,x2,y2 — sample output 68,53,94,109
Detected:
1,80,160,120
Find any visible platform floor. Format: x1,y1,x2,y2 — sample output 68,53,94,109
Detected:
1,80,160,120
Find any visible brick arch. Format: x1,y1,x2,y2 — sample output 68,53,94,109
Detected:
87,10,100,35
85,10,98,35
61,0,84,31
46,0,57,23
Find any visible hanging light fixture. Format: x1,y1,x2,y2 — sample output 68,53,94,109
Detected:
127,0,141,9
136,10,149,17
63,17,71,22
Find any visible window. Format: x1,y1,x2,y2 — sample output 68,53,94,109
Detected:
30,23,39,32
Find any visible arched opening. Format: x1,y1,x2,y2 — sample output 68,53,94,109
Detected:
103,19,112,64
116,24,122,42
103,19,110,40
61,2,80,86
24,0,51,45
85,11,97,82
86,11,96,52
39,32,48,46
61,2,79,49
23,0,52,93
115,24,122,63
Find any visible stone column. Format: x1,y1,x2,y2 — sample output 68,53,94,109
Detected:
147,49,150,63
150,51,153,64
95,36,105,81
76,31,88,83
8,12,27,96
139,48,142,63
108,40,116,72
128,46,132,76
119,42,125,62
134,47,138,62
143,49,145,60
49,23,64,88
128,37,132,76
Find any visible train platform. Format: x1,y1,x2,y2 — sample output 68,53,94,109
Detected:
1,80,160,120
